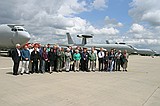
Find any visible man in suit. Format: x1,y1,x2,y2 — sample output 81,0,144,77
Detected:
81,48,89,71
11,44,21,75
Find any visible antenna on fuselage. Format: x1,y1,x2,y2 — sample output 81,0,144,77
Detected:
77,34,93,45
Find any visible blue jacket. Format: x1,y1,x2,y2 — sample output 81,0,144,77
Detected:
21,49,30,61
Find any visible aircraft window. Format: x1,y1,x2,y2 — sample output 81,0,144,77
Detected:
11,28,17,31
18,29,24,31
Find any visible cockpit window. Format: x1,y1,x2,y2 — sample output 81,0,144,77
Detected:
18,29,24,31
11,28,17,31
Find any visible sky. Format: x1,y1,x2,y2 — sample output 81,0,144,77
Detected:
0,0,160,53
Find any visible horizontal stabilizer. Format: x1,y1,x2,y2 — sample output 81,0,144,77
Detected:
7,24,24,28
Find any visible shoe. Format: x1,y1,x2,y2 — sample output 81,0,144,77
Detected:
20,73,23,75
13,73,18,76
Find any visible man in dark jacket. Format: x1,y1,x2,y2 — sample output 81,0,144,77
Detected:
81,48,89,71
48,48,57,73
11,44,21,75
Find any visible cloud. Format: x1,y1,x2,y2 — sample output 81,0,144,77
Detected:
91,0,108,10
58,0,88,16
129,0,160,26
0,0,113,39
128,0,160,52
105,16,123,27
129,23,145,34
0,0,113,44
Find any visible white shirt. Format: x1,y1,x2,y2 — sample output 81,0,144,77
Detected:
29,48,33,54
17,49,21,56
94,50,98,56
98,51,104,58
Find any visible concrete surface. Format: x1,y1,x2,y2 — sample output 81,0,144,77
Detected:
0,55,160,106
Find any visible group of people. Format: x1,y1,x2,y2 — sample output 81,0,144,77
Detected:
11,43,129,75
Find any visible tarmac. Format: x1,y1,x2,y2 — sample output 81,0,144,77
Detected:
0,55,160,106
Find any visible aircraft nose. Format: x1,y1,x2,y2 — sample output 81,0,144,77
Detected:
18,31,31,41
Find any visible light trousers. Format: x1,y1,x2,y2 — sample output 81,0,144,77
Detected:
65,60,70,71
20,61,29,73
89,61,95,71
74,60,80,71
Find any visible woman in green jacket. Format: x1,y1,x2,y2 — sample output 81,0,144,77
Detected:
73,49,81,71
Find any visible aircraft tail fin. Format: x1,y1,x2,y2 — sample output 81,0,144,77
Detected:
66,33,74,44
106,40,110,44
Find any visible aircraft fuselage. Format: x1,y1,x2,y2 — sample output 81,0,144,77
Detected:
0,24,31,49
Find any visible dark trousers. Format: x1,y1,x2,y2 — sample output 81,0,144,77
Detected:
116,59,121,71
45,61,50,72
99,58,104,71
81,60,88,71
53,59,57,71
104,61,108,71
32,61,38,73
39,59,43,73
13,61,20,75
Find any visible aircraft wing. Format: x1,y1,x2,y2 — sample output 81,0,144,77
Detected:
7,24,24,28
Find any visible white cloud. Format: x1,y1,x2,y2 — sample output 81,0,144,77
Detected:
0,0,112,41
105,16,123,27
128,0,160,53
58,0,87,16
129,23,145,34
91,0,108,10
141,10,160,26
129,0,160,26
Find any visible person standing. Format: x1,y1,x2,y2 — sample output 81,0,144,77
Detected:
42,47,50,73
28,43,33,73
30,47,40,74
48,48,56,73
65,48,72,72
108,49,115,72
20,45,30,75
89,48,96,72
56,47,64,72
93,46,98,69
46,44,51,53
104,51,109,71
73,49,81,72
68,46,74,71
81,48,89,71
11,44,21,75
53,45,58,72
122,50,129,72
38,44,43,73
46,44,51,71
115,50,122,71
98,48,105,71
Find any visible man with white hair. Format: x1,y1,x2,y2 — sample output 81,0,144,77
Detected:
98,47,105,71
65,48,72,72
11,44,21,75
